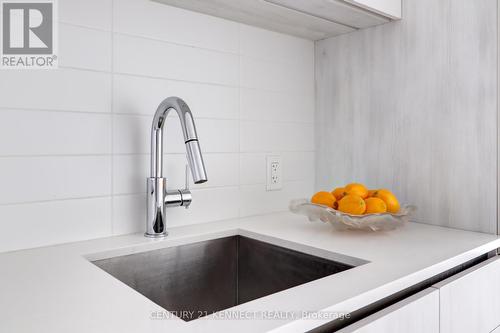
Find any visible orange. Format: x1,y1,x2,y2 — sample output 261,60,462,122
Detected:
345,183,369,199
311,191,336,208
364,197,387,214
331,187,346,200
372,189,400,213
338,194,366,215
367,189,377,198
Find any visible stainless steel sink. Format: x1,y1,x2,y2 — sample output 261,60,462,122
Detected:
91,236,362,321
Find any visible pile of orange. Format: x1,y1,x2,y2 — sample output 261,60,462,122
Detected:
311,183,400,215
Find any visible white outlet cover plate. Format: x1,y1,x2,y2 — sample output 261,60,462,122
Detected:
266,155,282,191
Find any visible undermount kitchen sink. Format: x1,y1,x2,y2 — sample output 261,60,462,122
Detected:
92,236,363,321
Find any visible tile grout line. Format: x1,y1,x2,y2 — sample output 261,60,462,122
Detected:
0,195,113,207
0,106,112,116
237,22,242,219
111,179,310,198
0,151,316,159
57,20,112,33
0,107,315,125
0,154,113,158
57,65,310,96
110,0,115,236
114,31,240,57
113,30,308,66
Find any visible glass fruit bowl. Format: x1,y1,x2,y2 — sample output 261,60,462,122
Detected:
289,198,417,231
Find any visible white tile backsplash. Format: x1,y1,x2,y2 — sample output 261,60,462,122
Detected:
240,181,313,217
0,69,111,112
0,197,112,252
240,56,314,94
59,0,113,31
59,24,112,71
165,187,241,227
240,121,314,152
113,0,239,53
0,110,111,156
239,24,314,64
113,74,239,118
283,152,315,182
113,115,239,154
113,153,239,195
240,88,314,123
0,156,111,204
113,33,239,85
0,0,314,253
240,153,268,185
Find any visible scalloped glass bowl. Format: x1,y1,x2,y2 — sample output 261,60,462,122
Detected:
289,199,417,231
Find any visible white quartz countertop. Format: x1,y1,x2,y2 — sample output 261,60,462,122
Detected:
1,212,499,333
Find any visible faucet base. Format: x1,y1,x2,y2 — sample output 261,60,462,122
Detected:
146,177,167,237
144,231,168,238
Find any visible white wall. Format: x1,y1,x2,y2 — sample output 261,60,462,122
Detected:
0,0,315,252
315,0,497,233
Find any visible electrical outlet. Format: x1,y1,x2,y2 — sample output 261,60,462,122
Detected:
266,155,282,191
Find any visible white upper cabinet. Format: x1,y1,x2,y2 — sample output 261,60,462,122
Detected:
152,0,402,40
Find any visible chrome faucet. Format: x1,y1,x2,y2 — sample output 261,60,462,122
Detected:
146,97,207,238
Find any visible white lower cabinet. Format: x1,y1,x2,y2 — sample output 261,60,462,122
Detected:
337,289,439,333
338,255,500,333
433,256,500,333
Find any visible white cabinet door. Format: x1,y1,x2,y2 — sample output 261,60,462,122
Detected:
337,289,439,333
433,256,500,333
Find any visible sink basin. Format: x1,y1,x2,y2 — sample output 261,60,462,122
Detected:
91,235,363,321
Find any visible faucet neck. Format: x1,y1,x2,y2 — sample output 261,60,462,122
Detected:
150,97,202,179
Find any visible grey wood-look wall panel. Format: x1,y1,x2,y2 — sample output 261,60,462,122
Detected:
315,0,497,233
